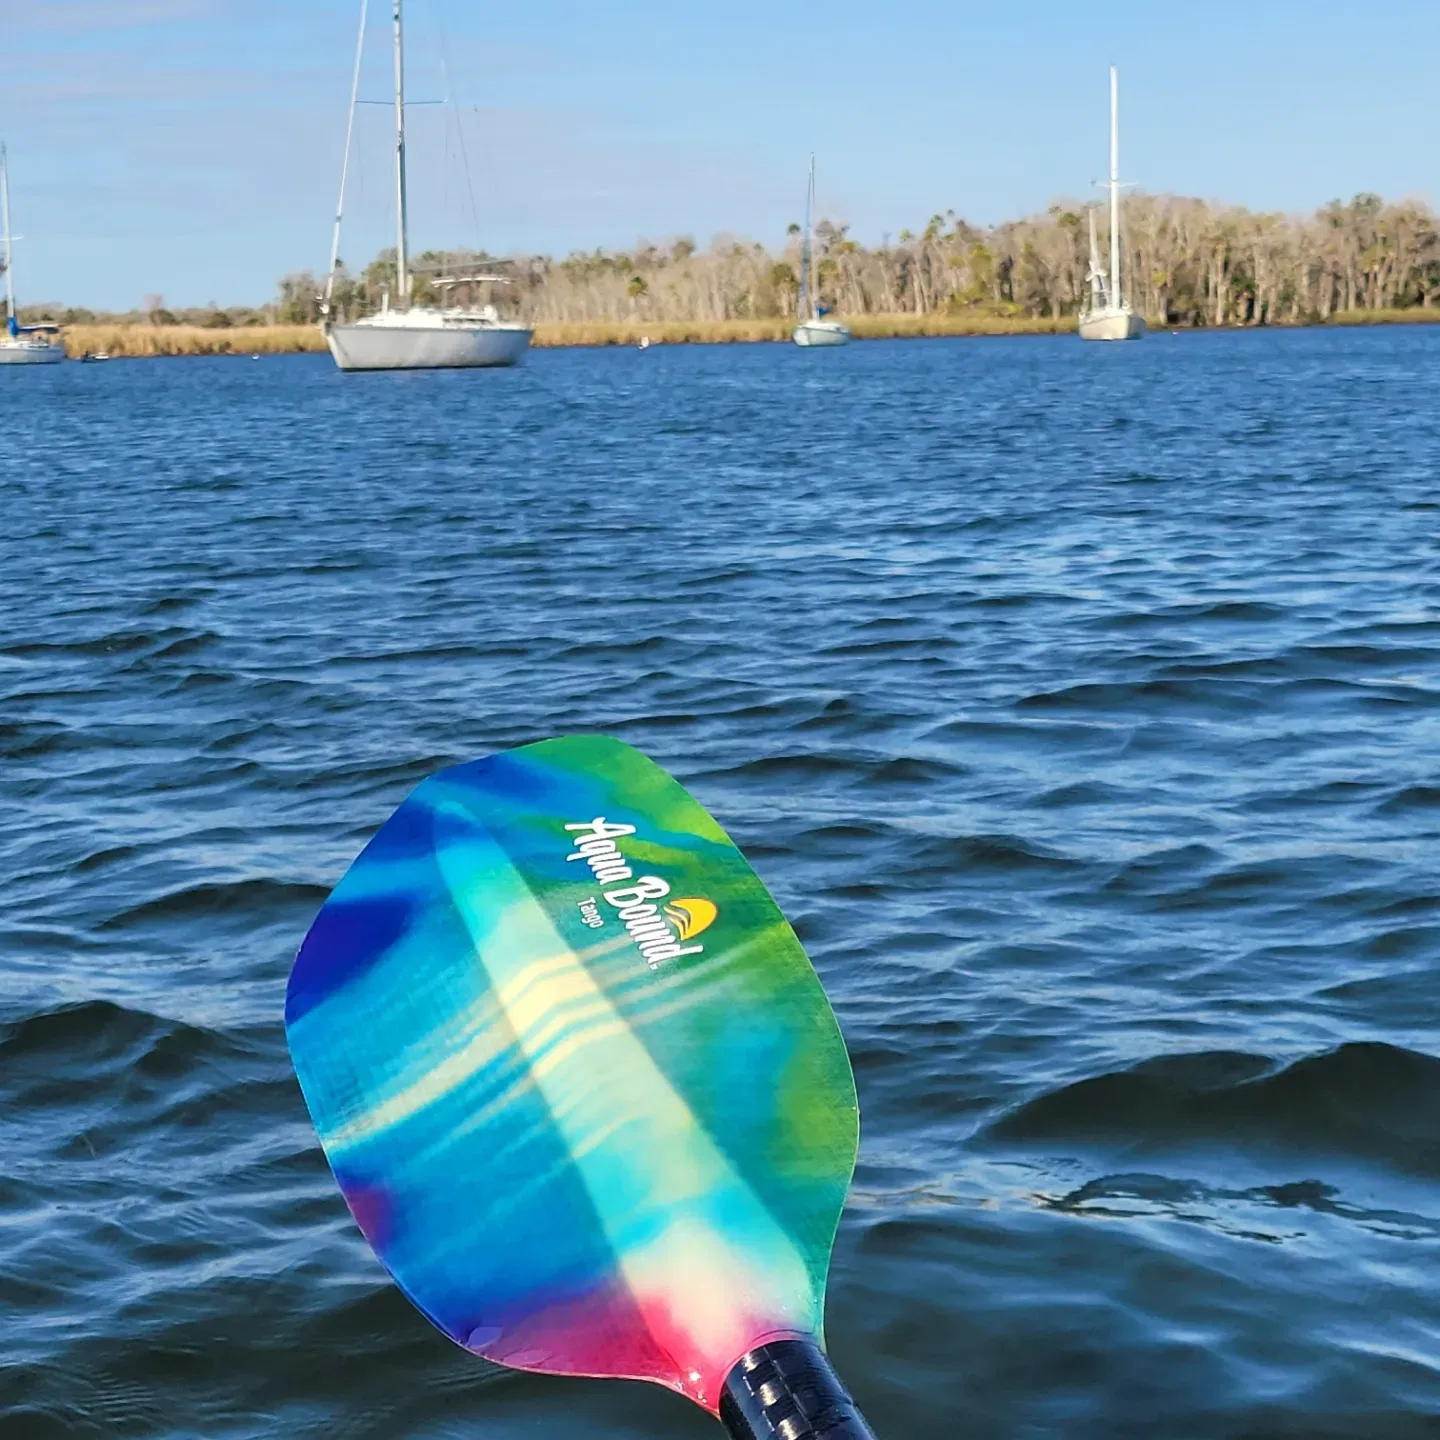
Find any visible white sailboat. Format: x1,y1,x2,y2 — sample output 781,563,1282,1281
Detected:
322,0,531,371
792,155,849,348
0,144,63,365
1078,66,1145,343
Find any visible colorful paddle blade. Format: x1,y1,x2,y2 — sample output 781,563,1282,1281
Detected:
285,735,859,1414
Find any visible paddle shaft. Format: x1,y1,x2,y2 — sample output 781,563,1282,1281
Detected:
720,1339,878,1440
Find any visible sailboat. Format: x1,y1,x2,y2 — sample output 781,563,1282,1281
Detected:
792,155,850,348
322,0,531,371
1078,66,1145,342
0,144,64,365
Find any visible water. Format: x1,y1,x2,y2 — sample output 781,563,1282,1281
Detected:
4,327,1440,1439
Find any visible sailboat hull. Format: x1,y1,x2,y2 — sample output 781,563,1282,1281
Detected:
327,322,531,371
0,340,64,364
1078,310,1146,342
793,320,851,347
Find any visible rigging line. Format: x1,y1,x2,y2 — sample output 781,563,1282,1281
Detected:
433,9,484,257
429,7,454,272
326,0,370,316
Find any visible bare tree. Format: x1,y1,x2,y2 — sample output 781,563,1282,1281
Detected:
296,192,1440,329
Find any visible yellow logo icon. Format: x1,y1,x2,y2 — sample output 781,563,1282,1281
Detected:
664,898,717,941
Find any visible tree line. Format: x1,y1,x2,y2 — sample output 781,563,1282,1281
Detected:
269,191,1440,330
29,190,1432,330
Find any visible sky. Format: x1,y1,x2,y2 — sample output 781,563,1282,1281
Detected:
7,0,1440,310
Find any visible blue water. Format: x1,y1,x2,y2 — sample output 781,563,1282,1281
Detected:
4,327,1440,1438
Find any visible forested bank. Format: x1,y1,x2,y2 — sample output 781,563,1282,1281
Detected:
269,191,1440,330
24,190,1440,346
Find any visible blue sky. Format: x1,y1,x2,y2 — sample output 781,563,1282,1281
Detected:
8,0,1439,309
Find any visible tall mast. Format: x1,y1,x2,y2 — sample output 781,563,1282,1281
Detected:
1,144,15,329
800,154,814,321
325,0,369,322
1108,64,1121,310
393,0,410,303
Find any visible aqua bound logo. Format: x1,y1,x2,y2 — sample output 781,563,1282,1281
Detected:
565,817,716,969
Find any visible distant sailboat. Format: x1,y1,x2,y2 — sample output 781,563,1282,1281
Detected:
0,144,64,365
1078,66,1145,343
322,0,531,371
793,155,850,348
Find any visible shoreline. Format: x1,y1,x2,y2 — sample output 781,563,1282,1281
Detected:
57,308,1440,358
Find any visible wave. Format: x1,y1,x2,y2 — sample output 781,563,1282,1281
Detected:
1375,784,1440,815
1086,599,1290,631
1017,678,1262,717
0,999,287,1152
0,627,197,660
903,831,1077,876
694,750,871,782
97,878,330,931
988,1042,1440,1176
0,998,261,1078
853,756,966,787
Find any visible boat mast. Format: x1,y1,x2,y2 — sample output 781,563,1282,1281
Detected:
1,144,15,331
799,154,814,322
1108,64,1121,311
325,0,369,323
393,0,410,303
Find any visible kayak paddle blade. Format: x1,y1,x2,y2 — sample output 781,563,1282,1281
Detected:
285,735,860,1414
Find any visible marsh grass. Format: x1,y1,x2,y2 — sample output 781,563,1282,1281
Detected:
1326,308,1440,326
532,319,790,346
65,315,1070,356
63,325,326,358
62,308,1439,359
847,313,1073,338
534,313,1074,347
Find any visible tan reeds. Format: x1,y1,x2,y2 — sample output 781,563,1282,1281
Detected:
846,313,1074,338
62,315,1075,357
62,324,327,358
531,318,791,346
533,313,1074,347
58,307,1439,360
1325,308,1440,326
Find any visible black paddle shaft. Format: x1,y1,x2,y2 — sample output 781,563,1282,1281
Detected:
719,1339,879,1440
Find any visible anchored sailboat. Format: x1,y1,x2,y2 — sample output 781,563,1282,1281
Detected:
322,0,531,371
0,145,63,366
793,155,850,348
1078,66,1145,343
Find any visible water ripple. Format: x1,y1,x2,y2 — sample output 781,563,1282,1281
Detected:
5,329,1440,1436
